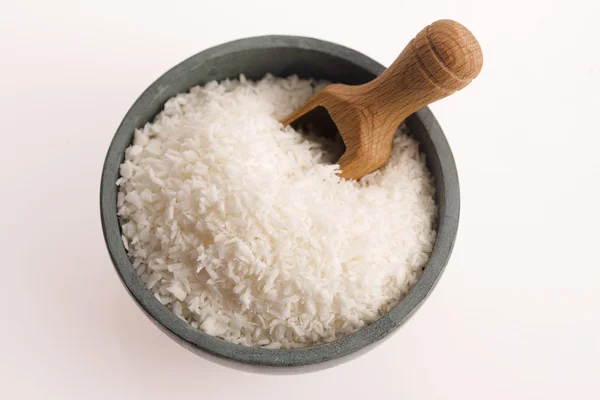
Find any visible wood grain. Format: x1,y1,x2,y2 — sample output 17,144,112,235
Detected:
281,19,483,179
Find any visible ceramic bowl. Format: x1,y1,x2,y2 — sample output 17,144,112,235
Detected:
100,36,459,372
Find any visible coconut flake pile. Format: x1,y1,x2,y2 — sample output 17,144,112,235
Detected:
117,74,437,349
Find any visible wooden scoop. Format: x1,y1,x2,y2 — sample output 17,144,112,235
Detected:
280,19,483,180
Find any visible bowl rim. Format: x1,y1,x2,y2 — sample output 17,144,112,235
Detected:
100,35,460,370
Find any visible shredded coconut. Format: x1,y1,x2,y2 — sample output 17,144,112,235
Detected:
117,74,437,349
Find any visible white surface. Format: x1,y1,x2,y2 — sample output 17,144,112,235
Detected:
1,1,599,399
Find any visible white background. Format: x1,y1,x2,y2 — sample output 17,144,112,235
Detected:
1,0,599,398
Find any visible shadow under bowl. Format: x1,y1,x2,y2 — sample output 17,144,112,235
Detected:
100,35,460,373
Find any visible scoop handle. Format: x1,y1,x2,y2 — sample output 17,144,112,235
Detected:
361,19,483,129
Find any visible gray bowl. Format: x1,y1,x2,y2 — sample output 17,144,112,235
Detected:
100,35,459,372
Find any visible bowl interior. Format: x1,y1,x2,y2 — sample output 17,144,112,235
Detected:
100,36,459,370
